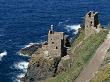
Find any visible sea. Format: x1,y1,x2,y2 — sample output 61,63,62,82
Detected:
0,0,110,82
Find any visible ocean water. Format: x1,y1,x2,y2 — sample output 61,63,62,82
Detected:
0,0,110,82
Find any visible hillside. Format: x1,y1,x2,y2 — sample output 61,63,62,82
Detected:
41,29,109,82
20,11,109,82
75,30,110,82
20,28,109,82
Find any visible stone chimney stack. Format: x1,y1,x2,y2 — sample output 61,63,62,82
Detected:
49,25,54,34
48,25,64,58
85,11,102,37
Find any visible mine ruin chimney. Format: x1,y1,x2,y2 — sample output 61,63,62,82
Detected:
48,25,64,58
85,11,102,37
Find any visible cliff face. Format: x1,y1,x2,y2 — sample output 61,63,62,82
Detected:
21,46,72,82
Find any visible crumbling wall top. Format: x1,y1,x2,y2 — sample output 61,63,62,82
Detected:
86,11,98,17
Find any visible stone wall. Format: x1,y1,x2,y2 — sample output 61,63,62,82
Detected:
85,11,102,37
48,28,64,58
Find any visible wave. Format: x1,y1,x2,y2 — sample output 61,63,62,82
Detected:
58,20,70,26
14,61,29,73
23,43,40,49
0,35,4,36
64,24,81,34
15,73,26,82
0,51,7,61
13,61,29,82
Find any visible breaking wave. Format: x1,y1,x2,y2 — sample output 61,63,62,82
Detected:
24,43,38,48
22,42,41,49
0,51,7,61
13,61,29,82
14,61,29,72
65,24,81,34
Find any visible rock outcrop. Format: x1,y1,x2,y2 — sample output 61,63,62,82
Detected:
20,43,42,56
57,55,71,73
21,47,72,82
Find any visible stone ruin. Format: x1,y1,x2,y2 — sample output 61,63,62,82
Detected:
85,11,102,37
42,25,66,58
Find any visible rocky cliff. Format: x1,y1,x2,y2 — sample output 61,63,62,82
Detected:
20,45,72,82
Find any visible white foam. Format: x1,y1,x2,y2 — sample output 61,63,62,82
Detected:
0,51,7,61
16,73,25,82
58,22,63,26
18,52,30,57
13,61,29,82
14,61,29,73
17,73,25,78
24,43,35,48
65,24,81,34
23,43,39,49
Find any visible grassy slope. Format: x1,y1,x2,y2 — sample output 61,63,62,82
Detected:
42,29,108,82
90,63,110,82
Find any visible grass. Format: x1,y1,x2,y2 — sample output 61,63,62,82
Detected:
90,43,110,82
42,29,108,82
107,47,110,53
90,64,110,82
103,76,110,82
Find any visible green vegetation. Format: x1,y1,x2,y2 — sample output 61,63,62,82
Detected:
107,47,110,53
42,29,108,82
103,76,110,82
90,64,110,82
90,46,110,82
103,48,110,65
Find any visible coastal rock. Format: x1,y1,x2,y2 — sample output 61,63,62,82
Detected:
21,48,61,82
57,55,71,73
20,43,42,56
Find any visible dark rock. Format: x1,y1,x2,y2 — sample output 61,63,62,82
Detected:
57,55,71,73
21,49,62,82
20,43,42,56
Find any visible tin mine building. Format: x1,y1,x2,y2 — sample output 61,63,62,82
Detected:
85,11,102,37
48,25,65,58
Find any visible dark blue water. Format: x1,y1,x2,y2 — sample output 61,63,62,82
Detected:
0,0,110,82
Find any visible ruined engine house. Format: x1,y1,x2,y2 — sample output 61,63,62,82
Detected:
85,11,102,37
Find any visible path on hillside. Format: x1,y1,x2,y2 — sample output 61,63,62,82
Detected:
75,31,110,82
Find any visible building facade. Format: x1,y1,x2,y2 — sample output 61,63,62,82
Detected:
85,11,102,37
48,25,64,58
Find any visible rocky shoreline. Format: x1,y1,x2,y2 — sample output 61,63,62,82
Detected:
20,36,72,82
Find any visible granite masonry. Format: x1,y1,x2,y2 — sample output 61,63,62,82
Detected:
85,11,102,37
